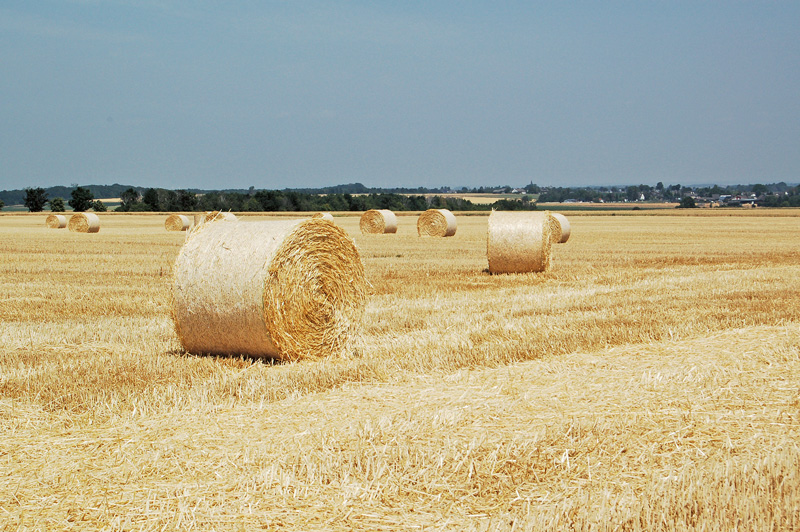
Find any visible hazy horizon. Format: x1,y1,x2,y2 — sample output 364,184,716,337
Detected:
2,2,798,191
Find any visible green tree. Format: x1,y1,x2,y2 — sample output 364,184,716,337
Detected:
176,190,197,211
142,188,159,211
119,188,141,211
68,187,95,212
92,200,108,212
49,197,66,212
678,196,697,208
24,187,49,212
0,198,4,211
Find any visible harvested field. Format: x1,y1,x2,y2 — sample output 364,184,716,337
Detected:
1,210,800,530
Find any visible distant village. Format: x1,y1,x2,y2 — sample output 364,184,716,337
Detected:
460,181,800,208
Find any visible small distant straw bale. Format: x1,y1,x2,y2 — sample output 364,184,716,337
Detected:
165,214,191,231
45,214,67,229
360,209,398,234
550,212,571,243
68,212,100,233
487,211,554,273
203,211,237,223
313,212,335,222
172,218,367,361
417,209,457,237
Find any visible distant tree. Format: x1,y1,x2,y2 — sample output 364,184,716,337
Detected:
142,188,159,211
176,190,197,211
68,187,95,212
678,196,697,208
49,197,65,212
751,183,768,196
119,188,141,211
92,200,107,212
24,187,49,212
0,198,4,211
656,181,664,191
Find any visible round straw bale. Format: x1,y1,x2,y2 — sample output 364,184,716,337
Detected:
45,214,67,229
486,211,554,274
165,214,191,231
417,209,457,237
172,218,367,361
68,212,100,233
203,211,238,223
313,212,335,222
360,209,397,234
551,212,571,243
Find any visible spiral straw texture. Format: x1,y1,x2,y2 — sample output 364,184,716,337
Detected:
360,209,398,234
417,209,457,237
68,213,100,233
172,218,367,361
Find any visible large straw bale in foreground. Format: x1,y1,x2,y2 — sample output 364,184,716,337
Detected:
551,212,571,243
417,209,457,237
360,209,397,234
487,211,554,273
172,218,367,361
68,212,100,233
165,214,191,231
45,214,67,229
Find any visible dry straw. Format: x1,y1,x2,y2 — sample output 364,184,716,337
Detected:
203,211,238,223
360,209,397,234
487,210,554,273
172,218,367,361
45,214,67,229
68,212,100,233
313,212,335,222
417,209,457,237
165,214,191,231
551,212,571,243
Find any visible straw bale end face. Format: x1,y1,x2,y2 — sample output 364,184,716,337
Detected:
487,211,553,274
360,209,398,234
417,209,457,237
172,218,367,361
551,212,571,243
68,212,100,233
165,214,191,231
46,214,67,229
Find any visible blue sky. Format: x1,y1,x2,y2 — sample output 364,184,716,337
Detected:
1,1,798,190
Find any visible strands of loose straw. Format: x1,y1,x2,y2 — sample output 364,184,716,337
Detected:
551,212,571,243
172,218,367,361
360,209,398,234
68,212,100,233
165,214,191,231
45,214,67,229
312,212,335,222
486,210,554,273
417,209,457,237
203,211,238,223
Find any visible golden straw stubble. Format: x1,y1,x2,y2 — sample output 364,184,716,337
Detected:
487,210,554,273
417,209,457,237
68,212,100,233
360,209,398,234
172,218,367,361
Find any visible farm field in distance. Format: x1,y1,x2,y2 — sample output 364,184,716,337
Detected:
1,210,800,530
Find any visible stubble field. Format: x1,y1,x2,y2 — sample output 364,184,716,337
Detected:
1,210,800,531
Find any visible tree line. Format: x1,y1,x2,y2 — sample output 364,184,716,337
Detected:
12,187,536,213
